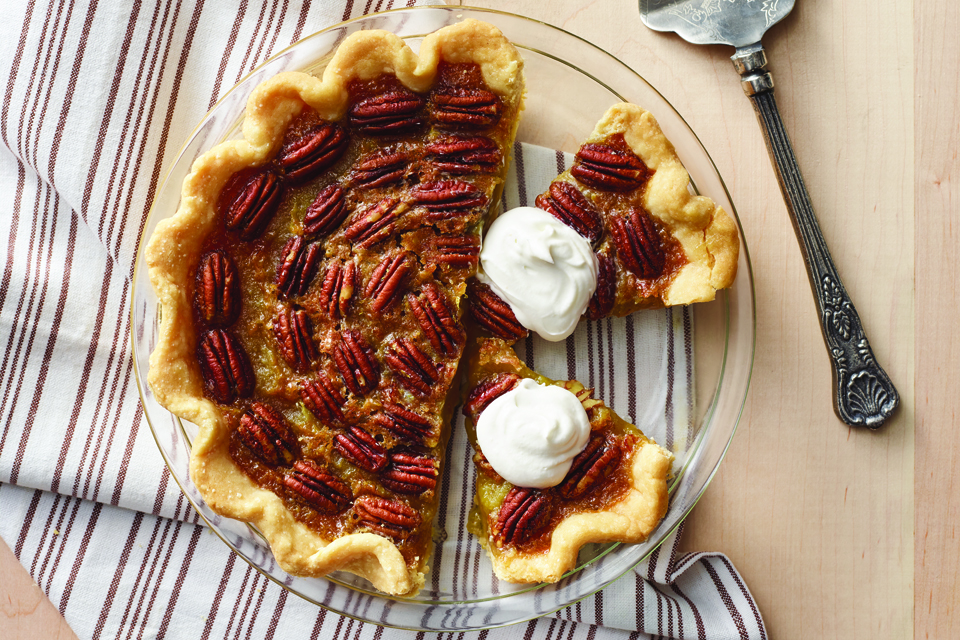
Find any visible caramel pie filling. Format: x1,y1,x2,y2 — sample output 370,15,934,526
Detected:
191,62,518,570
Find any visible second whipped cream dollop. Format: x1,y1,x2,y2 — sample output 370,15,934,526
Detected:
476,378,592,488
478,207,598,342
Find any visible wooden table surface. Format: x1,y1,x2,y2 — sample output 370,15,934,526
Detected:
2,1,957,638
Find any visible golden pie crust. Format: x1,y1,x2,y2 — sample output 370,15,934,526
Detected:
544,102,739,316
146,19,524,597
597,103,738,307
463,337,673,584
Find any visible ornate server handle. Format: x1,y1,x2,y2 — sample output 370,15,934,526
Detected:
732,46,899,429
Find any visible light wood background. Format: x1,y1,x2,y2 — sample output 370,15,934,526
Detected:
2,0,957,638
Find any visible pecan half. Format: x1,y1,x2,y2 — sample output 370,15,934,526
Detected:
342,197,402,249
373,403,434,444
562,380,602,412
278,122,348,184
493,487,553,547
431,88,502,129
195,251,240,327
467,280,528,342
558,434,623,499
276,236,322,298
354,496,420,540
300,373,345,424
237,402,298,466
609,209,665,279
429,235,480,270
586,252,616,320
410,180,487,222
333,330,380,396
349,90,425,135
317,259,357,320
381,452,439,494
425,135,501,174
571,141,650,192
463,373,521,421
283,459,351,513
304,183,349,237
408,282,463,357
222,169,283,241
334,426,388,473
535,181,603,244
385,338,442,397
364,253,411,314
350,149,409,189
273,305,317,371
197,329,254,404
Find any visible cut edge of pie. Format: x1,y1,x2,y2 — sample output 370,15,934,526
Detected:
463,337,673,585
146,19,524,597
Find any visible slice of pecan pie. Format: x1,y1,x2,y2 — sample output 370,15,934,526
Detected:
470,103,739,343
462,336,672,584
146,20,524,596
534,102,738,322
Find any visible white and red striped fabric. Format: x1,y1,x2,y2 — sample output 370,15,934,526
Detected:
0,2,767,639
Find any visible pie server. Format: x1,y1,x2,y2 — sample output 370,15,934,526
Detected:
640,0,899,429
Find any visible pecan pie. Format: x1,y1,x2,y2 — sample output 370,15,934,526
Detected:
536,102,739,320
462,336,672,584
146,20,524,596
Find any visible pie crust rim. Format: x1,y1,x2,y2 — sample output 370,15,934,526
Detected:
580,102,740,309
467,337,674,585
481,443,673,584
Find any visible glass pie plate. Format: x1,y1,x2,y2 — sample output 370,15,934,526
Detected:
130,5,755,632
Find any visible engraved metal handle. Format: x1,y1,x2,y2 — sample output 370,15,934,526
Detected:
732,45,899,429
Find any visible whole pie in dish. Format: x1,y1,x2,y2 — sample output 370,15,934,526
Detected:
146,20,524,596
462,336,673,583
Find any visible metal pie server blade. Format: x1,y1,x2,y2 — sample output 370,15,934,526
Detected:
640,0,793,48
640,0,899,429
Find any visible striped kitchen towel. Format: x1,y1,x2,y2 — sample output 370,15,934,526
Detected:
0,2,765,639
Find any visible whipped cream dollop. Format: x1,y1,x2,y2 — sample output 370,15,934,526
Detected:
476,378,592,488
478,207,598,342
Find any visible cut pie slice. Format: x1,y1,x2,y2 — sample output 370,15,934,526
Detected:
471,102,739,341
462,336,673,584
566,103,738,318
146,20,524,596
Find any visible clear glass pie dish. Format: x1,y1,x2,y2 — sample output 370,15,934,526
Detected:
130,5,755,631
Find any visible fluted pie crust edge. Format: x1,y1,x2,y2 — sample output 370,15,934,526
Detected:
590,102,739,308
482,444,673,583
467,339,673,584
145,19,524,597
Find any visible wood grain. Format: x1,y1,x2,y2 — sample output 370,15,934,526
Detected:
0,535,79,640
915,1,960,638
675,4,917,638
